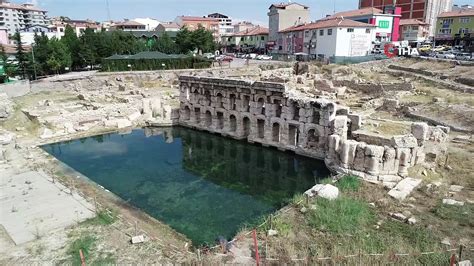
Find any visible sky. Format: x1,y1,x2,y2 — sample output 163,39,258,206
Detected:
18,0,474,25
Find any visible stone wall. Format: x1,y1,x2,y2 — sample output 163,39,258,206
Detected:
178,76,446,183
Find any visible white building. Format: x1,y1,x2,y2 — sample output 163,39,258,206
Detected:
277,17,375,62
208,13,233,35
0,0,49,37
268,2,310,42
132,18,160,31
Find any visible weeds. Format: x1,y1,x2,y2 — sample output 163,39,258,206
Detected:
307,197,374,234
432,202,474,227
336,175,361,192
81,210,118,226
67,235,96,265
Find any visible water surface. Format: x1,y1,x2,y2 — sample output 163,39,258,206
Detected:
42,127,330,245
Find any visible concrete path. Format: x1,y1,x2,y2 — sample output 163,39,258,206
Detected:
0,170,95,245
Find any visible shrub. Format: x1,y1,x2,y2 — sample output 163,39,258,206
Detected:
336,175,361,192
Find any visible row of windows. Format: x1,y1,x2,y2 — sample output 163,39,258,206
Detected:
439,28,471,34
442,17,471,25
314,28,370,36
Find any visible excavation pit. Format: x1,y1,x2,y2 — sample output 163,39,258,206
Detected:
41,127,330,245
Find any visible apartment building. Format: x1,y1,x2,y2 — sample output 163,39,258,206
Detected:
155,22,180,32
399,19,429,43
233,21,256,33
174,16,219,41
359,0,453,37
0,0,49,36
436,9,474,47
268,2,310,43
277,17,375,62
221,26,269,53
324,7,401,43
208,13,233,35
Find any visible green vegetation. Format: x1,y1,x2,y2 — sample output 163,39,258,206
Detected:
308,197,374,233
81,210,118,226
102,55,212,72
432,202,474,227
67,235,96,265
336,175,361,192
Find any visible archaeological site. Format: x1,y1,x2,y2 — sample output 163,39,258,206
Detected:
1,58,473,264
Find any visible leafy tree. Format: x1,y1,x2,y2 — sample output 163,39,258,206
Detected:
32,32,51,76
175,27,195,53
11,32,31,79
47,38,71,74
151,32,178,54
0,45,15,79
61,25,80,69
191,25,216,54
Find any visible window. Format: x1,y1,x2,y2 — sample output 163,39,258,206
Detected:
304,30,309,37
460,17,470,23
261,36,264,40
347,28,354,32
319,29,324,36
442,18,454,25
459,28,470,34
439,28,452,34
366,28,371,33
327,29,332,35
412,26,418,31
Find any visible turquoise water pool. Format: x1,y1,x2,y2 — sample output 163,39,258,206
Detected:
42,127,330,245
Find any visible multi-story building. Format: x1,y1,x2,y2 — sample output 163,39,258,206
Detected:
155,22,180,32
233,21,256,33
268,2,310,43
399,19,429,43
359,0,453,37
112,20,146,31
436,9,474,47
0,0,49,37
208,13,233,35
220,26,269,53
276,17,375,62
50,19,100,38
325,7,401,43
174,16,220,41
131,18,160,31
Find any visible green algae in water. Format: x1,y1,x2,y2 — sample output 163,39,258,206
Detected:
42,127,330,245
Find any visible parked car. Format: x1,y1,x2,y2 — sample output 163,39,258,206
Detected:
419,45,432,53
256,55,272,60
455,53,472,61
203,53,215,60
216,55,233,62
432,46,446,52
435,51,455,59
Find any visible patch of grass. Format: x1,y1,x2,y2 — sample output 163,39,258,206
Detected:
67,235,96,265
82,210,118,226
290,193,305,206
92,254,117,265
432,202,474,227
336,175,361,192
307,197,374,234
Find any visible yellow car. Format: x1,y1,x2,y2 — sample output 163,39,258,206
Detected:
419,45,432,53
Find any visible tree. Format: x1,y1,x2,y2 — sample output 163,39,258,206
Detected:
32,32,51,76
11,32,30,79
61,25,80,69
175,27,195,54
151,32,177,54
191,25,216,54
47,38,71,74
0,45,15,79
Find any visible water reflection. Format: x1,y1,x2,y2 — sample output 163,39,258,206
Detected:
43,127,330,245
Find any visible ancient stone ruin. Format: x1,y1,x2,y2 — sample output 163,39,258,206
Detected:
178,75,448,184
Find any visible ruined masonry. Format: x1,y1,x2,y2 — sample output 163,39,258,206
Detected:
178,76,447,182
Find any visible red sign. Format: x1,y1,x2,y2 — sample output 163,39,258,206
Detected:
384,43,398,58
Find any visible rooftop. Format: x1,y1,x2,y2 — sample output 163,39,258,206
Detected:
233,26,269,37
279,17,375,33
399,19,428,26
115,20,146,27
177,16,219,22
269,2,309,10
438,9,474,18
157,22,180,29
0,1,46,12
324,7,384,19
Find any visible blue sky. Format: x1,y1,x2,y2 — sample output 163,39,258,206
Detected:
23,0,474,24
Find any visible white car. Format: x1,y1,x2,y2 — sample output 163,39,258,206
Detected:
435,52,455,60
256,55,272,60
455,53,472,61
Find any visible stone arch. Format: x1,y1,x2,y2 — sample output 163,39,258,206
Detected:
216,92,224,108
243,116,251,137
288,124,300,146
312,102,321,124
216,111,224,129
229,114,237,132
204,110,212,127
229,93,237,110
272,122,281,143
204,90,212,106
257,119,265,139
306,128,320,149
257,97,266,115
183,105,191,121
242,94,251,112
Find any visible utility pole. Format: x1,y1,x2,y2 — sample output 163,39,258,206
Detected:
105,0,111,21
31,46,37,80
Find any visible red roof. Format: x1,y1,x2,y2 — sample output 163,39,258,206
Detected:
399,19,428,26
115,21,145,27
233,26,269,36
325,7,384,19
279,17,375,33
269,2,308,9
438,9,474,18
158,22,180,29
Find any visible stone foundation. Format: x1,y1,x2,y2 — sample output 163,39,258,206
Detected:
178,75,446,181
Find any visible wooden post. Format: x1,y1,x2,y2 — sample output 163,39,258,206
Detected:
449,253,456,266
458,245,464,262
134,221,138,236
79,249,86,266
269,214,273,230
197,249,201,261
252,229,260,266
